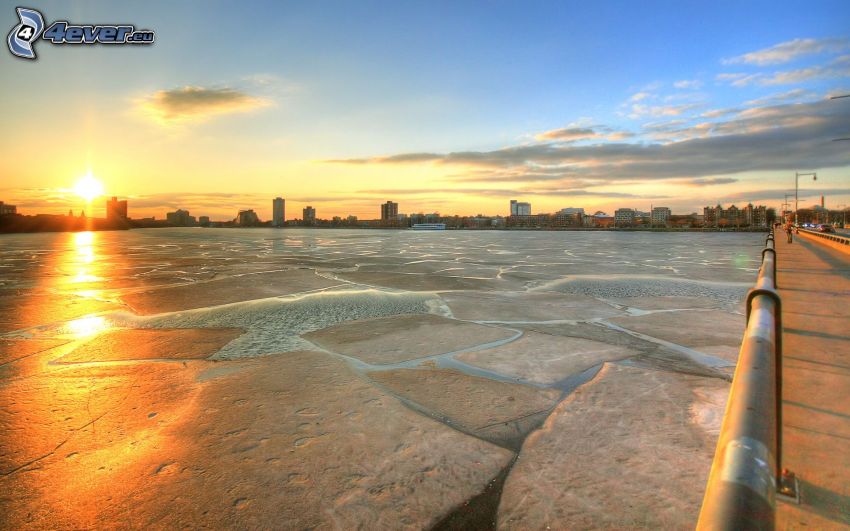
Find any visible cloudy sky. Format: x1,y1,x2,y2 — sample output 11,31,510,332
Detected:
1,0,849,220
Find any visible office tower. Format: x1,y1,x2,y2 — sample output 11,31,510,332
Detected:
105,196,128,220
273,197,286,227
380,201,398,221
650,207,671,226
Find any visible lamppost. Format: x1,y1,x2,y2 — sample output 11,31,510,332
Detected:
838,204,847,228
784,193,794,223
795,172,817,225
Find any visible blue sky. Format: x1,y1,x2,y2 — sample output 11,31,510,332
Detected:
1,0,849,219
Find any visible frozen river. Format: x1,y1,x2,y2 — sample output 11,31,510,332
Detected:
0,228,763,529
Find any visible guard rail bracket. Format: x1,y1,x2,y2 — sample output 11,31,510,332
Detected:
778,469,800,504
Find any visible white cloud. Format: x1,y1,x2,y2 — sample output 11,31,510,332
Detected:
673,79,703,89
629,91,653,102
719,61,850,87
731,74,765,87
745,88,815,106
628,103,701,119
716,73,747,81
700,108,740,119
724,37,848,66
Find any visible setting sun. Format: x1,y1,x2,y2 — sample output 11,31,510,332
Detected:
73,174,104,202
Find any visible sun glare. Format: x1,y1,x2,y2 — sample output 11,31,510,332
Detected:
73,174,104,201
66,315,110,338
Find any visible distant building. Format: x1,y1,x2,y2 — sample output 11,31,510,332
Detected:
669,214,700,228
105,197,128,220
303,206,316,224
166,209,196,226
558,207,585,216
237,209,260,226
703,204,767,228
510,200,531,216
0,201,17,215
745,203,768,228
273,197,285,227
380,201,399,221
199,216,210,227
505,213,578,228
614,208,636,226
651,207,671,226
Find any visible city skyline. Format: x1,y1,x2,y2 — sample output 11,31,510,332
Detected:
1,1,849,219
3,191,836,224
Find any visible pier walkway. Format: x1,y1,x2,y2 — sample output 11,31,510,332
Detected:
775,231,850,529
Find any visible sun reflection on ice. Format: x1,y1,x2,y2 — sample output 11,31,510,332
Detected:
58,233,113,337
65,315,110,339
74,231,95,246
67,231,104,286
73,231,96,264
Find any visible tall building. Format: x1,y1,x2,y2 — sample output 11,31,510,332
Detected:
753,205,768,227
651,207,671,226
199,216,211,227
509,199,531,216
273,197,286,227
0,201,17,215
380,201,398,221
614,208,636,226
105,196,128,220
166,209,196,226
303,206,316,223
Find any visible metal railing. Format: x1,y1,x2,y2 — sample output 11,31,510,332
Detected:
696,229,794,531
798,227,850,246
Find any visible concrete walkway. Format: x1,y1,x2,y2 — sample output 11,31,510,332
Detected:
775,232,850,529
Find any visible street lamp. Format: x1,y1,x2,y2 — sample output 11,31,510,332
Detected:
795,172,817,224
784,193,794,223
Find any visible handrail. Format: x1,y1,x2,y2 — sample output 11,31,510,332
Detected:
798,227,850,246
696,229,791,530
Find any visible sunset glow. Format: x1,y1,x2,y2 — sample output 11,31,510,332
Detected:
73,174,105,202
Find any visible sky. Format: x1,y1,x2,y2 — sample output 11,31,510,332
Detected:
1,0,849,220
